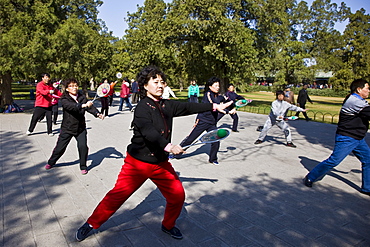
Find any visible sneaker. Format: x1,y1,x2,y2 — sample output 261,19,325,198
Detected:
81,170,88,175
232,130,239,132
209,161,219,166
256,126,263,132
286,142,296,148
48,133,54,137
161,225,183,239
45,164,53,170
360,190,370,196
26,131,32,136
76,222,93,241
254,140,263,144
303,175,313,187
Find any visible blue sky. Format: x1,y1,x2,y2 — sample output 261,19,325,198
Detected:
98,0,370,38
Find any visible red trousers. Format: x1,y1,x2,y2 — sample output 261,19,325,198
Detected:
87,153,185,230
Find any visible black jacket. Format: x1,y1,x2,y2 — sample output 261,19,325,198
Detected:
197,91,229,124
60,92,100,135
297,89,312,105
128,97,213,164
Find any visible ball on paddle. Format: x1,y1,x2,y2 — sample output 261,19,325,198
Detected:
102,88,108,94
217,129,228,139
241,99,247,104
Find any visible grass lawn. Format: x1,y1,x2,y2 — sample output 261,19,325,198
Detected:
173,89,345,124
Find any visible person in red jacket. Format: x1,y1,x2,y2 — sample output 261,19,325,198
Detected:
118,77,133,111
27,73,62,136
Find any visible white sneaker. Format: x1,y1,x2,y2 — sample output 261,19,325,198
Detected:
26,131,32,136
48,133,54,136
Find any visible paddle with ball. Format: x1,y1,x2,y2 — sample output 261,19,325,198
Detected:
91,83,111,103
235,99,253,109
182,128,230,151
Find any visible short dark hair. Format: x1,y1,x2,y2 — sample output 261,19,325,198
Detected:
42,73,50,78
350,79,369,94
204,76,220,93
228,84,234,88
276,90,284,98
137,66,166,99
63,78,79,90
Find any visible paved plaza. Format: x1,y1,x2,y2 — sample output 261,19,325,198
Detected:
1,98,370,247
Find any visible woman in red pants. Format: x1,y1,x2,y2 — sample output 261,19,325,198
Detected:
76,66,231,241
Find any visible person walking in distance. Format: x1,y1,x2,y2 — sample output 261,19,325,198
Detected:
295,84,313,121
131,79,139,104
118,77,133,111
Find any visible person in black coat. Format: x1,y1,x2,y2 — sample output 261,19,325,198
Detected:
295,84,313,121
75,66,231,241
45,78,104,174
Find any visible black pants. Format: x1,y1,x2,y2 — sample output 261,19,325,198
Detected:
131,93,139,104
295,103,309,119
180,120,219,163
52,104,59,124
189,95,198,103
28,106,53,134
100,97,109,117
217,113,239,131
48,129,88,170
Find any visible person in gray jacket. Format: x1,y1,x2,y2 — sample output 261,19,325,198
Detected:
304,79,370,196
254,90,306,148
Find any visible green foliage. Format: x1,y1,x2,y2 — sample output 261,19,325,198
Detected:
1,0,370,107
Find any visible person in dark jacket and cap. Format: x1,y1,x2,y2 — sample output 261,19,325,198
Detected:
45,78,104,175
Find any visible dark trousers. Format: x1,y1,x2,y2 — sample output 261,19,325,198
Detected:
28,106,53,134
100,97,109,117
118,97,133,111
131,93,139,104
217,113,239,131
295,103,309,119
189,95,198,103
180,120,219,163
48,129,89,170
52,104,58,124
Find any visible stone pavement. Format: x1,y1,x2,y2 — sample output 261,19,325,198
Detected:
1,98,370,247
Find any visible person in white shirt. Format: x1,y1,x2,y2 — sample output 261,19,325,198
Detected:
162,83,178,99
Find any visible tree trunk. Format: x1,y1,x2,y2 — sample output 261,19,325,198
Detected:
0,72,13,107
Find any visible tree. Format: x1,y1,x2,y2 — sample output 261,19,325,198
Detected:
0,0,106,106
49,16,114,90
299,0,350,88
333,8,370,90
